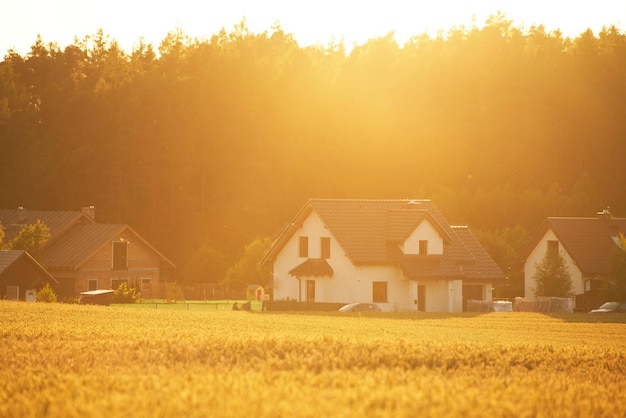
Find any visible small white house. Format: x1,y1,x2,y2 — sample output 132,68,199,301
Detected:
517,209,626,311
261,199,505,312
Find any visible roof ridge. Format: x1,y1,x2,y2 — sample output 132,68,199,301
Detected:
548,216,626,220
309,198,431,202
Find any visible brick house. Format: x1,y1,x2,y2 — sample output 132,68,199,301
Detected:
0,207,175,300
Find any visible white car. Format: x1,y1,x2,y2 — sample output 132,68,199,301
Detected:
589,302,626,313
339,302,381,312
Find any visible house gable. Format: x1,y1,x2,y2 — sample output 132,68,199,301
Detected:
274,210,343,278
401,219,445,256
40,223,175,271
518,214,626,277
0,250,57,299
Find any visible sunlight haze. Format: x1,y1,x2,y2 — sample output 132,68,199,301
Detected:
2,0,625,56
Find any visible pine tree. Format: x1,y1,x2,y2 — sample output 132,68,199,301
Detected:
533,249,574,297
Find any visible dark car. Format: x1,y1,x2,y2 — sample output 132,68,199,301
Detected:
339,302,381,312
589,302,626,313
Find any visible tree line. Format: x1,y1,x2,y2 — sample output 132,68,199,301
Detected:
1,15,625,288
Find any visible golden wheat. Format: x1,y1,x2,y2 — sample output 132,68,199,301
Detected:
0,302,624,417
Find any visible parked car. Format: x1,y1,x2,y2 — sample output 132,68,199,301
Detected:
589,302,626,313
339,302,381,312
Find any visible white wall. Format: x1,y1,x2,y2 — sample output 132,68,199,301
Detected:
273,211,356,302
402,220,444,255
524,229,583,298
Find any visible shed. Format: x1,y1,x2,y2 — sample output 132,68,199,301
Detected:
246,284,266,301
0,250,57,301
80,289,114,306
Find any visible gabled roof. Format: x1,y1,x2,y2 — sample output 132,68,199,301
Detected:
517,214,626,275
0,250,57,284
0,250,23,273
452,226,507,281
307,199,466,263
263,199,504,281
40,223,175,270
0,208,94,242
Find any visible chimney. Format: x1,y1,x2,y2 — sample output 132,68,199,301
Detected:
82,206,96,220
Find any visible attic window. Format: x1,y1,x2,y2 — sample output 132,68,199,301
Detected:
419,240,428,256
112,240,128,270
547,240,559,256
321,237,330,259
299,237,309,258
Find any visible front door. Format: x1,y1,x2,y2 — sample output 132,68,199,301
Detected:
306,280,315,303
417,285,426,311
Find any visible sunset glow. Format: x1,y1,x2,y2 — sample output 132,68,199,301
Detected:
2,0,625,55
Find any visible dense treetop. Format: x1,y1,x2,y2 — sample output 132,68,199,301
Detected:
1,16,624,279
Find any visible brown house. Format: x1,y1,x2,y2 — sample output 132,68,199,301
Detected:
0,250,58,301
0,207,175,300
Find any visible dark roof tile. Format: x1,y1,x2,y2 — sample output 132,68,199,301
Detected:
547,217,626,274
0,209,94,242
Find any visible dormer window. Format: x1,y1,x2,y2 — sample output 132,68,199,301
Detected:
299,237,309,258
112,240,128,270
419,240,428,256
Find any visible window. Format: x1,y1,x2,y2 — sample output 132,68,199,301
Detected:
299,236,309,258
6,286,19,301
547,240,559,256
321,237,331,259
112,240,128,270
141,278,152,298
88,279,98,291
306,280,315,302
419,240,428,256
372,281,388,303
111,278,128,290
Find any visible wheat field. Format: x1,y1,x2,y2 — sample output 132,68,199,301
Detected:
0,301,624,418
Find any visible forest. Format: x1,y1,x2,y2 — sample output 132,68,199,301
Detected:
0,14,625,288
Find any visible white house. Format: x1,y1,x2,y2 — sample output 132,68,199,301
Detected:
517,209,626,311
261,199,505,312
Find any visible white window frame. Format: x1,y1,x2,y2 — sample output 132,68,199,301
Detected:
6,286,19,301
111,277,129,290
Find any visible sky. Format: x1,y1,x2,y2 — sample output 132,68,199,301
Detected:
1,0,625,56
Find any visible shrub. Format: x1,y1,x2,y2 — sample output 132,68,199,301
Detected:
36,283,57,303
112,282,142,303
